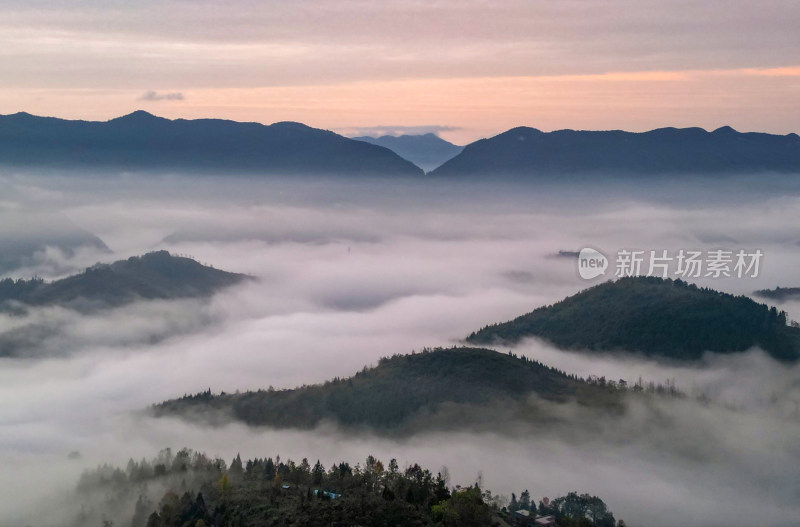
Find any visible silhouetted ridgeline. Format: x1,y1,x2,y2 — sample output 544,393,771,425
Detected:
0,111,424,176
754,286,800,302
0,250,246,312
71,448,618,527
153,347,624,432
0,213,110,274
7,113,797,178
430,126,800,177
353,133,463,172
468,277,800,361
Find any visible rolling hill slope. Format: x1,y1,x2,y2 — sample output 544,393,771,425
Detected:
0,250,247,311
153,347,619,432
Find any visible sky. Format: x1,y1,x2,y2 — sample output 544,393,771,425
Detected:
0,0,798,144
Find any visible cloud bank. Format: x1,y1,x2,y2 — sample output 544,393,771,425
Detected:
1,172,800,526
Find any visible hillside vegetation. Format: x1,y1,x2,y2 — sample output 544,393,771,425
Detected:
70,448,618,527
153,347,622,432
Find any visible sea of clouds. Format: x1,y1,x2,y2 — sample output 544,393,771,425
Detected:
1,171,799,526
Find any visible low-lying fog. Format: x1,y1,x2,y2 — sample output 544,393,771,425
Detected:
1,171,799,526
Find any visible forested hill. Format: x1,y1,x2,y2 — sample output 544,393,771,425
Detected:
0,251,246,311
153,347,620,432
468,277,800,361
0,111,425,176
429,125,800,177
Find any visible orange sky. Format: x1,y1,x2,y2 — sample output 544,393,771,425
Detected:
1,1,798,144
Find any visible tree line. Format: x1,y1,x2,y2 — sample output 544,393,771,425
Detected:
72,447,621,527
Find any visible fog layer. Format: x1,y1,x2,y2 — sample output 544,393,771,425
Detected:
1,171,799,526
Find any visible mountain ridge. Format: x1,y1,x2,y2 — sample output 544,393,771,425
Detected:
430,125,800,177
0,111,425,176
753,286,800,302
353,133,463,172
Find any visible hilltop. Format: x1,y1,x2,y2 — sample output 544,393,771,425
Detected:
153,347,621,432
468,277,800,361
70,448,617,527
0,250,246,312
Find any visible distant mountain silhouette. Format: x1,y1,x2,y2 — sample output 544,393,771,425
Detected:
0,250,246,312
754,286,800,302
0,111,424,176
353,133,462,172
430,126,800,177
0,212,109,274
468,277,800,362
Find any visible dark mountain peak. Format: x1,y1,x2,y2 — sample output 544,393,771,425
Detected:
646,126,707,136
106,250,190,271
108,110,171,129
112,110,161,122
0,111,47,123
713,125,738,134
269,121,313,130
467,276,799,362
502,126,544,137
139,249,171,259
